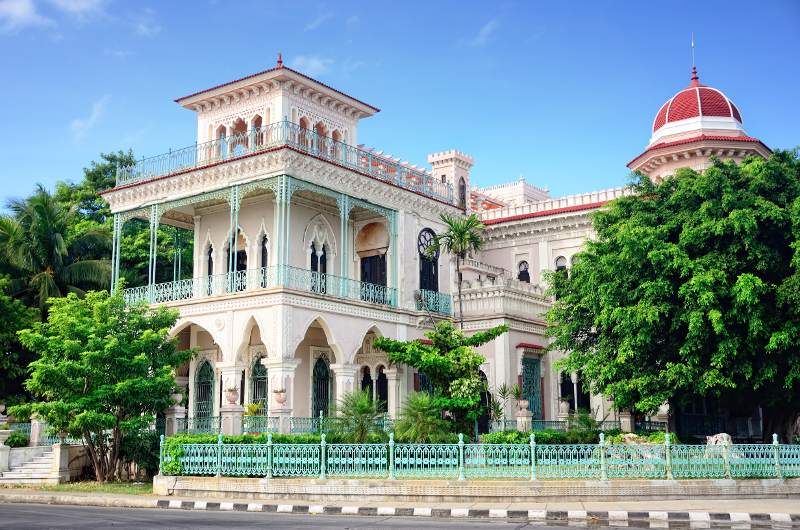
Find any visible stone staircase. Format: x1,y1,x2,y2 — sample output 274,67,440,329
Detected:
0,448,54,484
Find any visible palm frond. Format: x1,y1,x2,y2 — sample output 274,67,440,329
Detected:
60,260,112,289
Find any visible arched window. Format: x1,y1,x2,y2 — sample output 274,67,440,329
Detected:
194,361,214,418
376,366,388,412
207,247,214,276
458,177,466,208
477,370,491,435
312,356,332,416
418,228,439,293
361,366,373,397
249,357,268,415
261,235,269,269
418,372,434,395
521,357,542,420
310,242,327,293
517,261,530,283
555,256,567,271
559,372,574,411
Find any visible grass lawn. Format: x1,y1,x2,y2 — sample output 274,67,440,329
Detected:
1,481,153,495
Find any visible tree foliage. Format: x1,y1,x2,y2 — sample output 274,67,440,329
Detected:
0,186,111,319
546,151,800,442
374,321,508,433
0,276,36,402
9,287,195,482
425,213,485,329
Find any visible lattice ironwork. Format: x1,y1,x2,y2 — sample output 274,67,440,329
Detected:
194,360,214,418
312,356,332,417
249,356,268,415
522,357,542,420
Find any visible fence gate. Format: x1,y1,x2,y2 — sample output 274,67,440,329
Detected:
522,357,542,420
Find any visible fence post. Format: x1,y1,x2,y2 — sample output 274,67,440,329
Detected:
319,410,324,434
158,434,164,476
664,433,673,480
530,433,537,481
388,433,395,480
215,434,223,478
457,433,466,481
773,433,782,479
320,433,327,480
266,433,273,479
599,433,608,481
723,433,731,479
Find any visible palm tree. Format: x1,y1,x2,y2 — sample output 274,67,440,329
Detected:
394,391,451,444
0,185,111,320
425,213,485,329
328,389,386,443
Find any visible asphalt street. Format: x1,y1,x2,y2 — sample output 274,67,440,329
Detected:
0,504,557,530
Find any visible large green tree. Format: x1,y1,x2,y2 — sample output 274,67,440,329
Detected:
0,276,36,403
0,186,111,319
546,151,800,442
375,321,508,434
10,288,195,482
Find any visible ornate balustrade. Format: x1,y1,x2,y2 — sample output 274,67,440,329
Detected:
458,258,512,279
160,432,800,480
454,277,549,318
242,416,279,434
414,289,452,315
115,120,452,204
176,416,222,435
490,420,622,433
123,264,397,308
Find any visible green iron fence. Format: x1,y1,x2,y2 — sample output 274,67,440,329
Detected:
635,419,668,432
242,416,279,434
116,120,453,205
176,416,222,435
159,432,800,480
6,423,31,436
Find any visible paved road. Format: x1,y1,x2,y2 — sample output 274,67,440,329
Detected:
0,503,559,529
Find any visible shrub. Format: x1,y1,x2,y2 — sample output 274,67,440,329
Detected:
393,391,453,444
5,431,29,447
328,390,387,443
120,430,161,477
481,430,569,445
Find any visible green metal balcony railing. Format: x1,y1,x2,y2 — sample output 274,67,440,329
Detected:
160,432,800,480
414,289,452,315
122,264,398,308
115,120,453,204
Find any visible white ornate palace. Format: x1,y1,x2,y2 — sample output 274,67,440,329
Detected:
100,59,768,437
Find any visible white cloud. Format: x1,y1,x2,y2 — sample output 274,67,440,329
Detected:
346,14,358,27
47,0,105,14
70,95,108,141
464,19,499,47
304,12,332,31
132,7,160,36
341,58,365,74
0,0,53,32
292,56,334,77
104,48,132,58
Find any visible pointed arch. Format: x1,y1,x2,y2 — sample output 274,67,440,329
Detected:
296,312,343,364
169,317,223,346
201,229,215,276
234,311,271,362
303,214,337,271
254,217,271,269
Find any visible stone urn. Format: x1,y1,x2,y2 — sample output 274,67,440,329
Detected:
518,399,529,411
170,393,183,404
225,390,239,404
273,391,287,405
559,400,571,414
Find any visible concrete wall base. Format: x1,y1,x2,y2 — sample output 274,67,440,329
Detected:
153,475,800,503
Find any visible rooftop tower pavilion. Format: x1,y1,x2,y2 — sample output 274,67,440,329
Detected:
476,175,551,208
175,53,380,149
627,67,771,181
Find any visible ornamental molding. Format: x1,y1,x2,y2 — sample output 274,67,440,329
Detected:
171,292,417,326
459,317,546,336
103,148,455,222
482,212,595,250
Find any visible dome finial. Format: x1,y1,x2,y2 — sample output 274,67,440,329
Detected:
691,65,698,83
277,53,283,68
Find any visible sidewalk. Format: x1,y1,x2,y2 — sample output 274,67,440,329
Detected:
1,489,799,522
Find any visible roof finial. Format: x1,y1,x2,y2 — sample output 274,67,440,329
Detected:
277,53,283,68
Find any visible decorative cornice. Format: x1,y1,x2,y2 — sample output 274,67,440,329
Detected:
102,148,457,222
482,210,595,250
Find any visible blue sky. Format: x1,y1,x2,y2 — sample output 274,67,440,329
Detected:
1,0,798,201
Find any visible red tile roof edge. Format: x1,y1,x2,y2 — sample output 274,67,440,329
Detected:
174,66,380,112
99,145,464,212
627,135,770,167
483,201,608,225
517,343,544,349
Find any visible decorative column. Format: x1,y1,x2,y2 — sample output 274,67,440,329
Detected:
110,213,121,293
29,415,44,447
49,442,71,483
337,195,350,280
384,366,404,418
330,363,359,404
516,408,533,432
262,358,301,434
218,362,246,436
571,372,579,411
147,205,159,302
192,215,202,279
227,186,239,291
619,409,634,433
164,404,186,437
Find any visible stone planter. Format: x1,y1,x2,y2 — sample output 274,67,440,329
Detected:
518,399,529,411
226,390,239,404
170,393,183,404
274,392,287,405
559,400,571,414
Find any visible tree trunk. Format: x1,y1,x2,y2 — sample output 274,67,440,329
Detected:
457,257,463,330
760,405,799,444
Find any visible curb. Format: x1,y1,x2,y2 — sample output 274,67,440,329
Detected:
1,494,799,523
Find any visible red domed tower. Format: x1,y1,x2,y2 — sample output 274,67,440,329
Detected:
627,67,771,181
